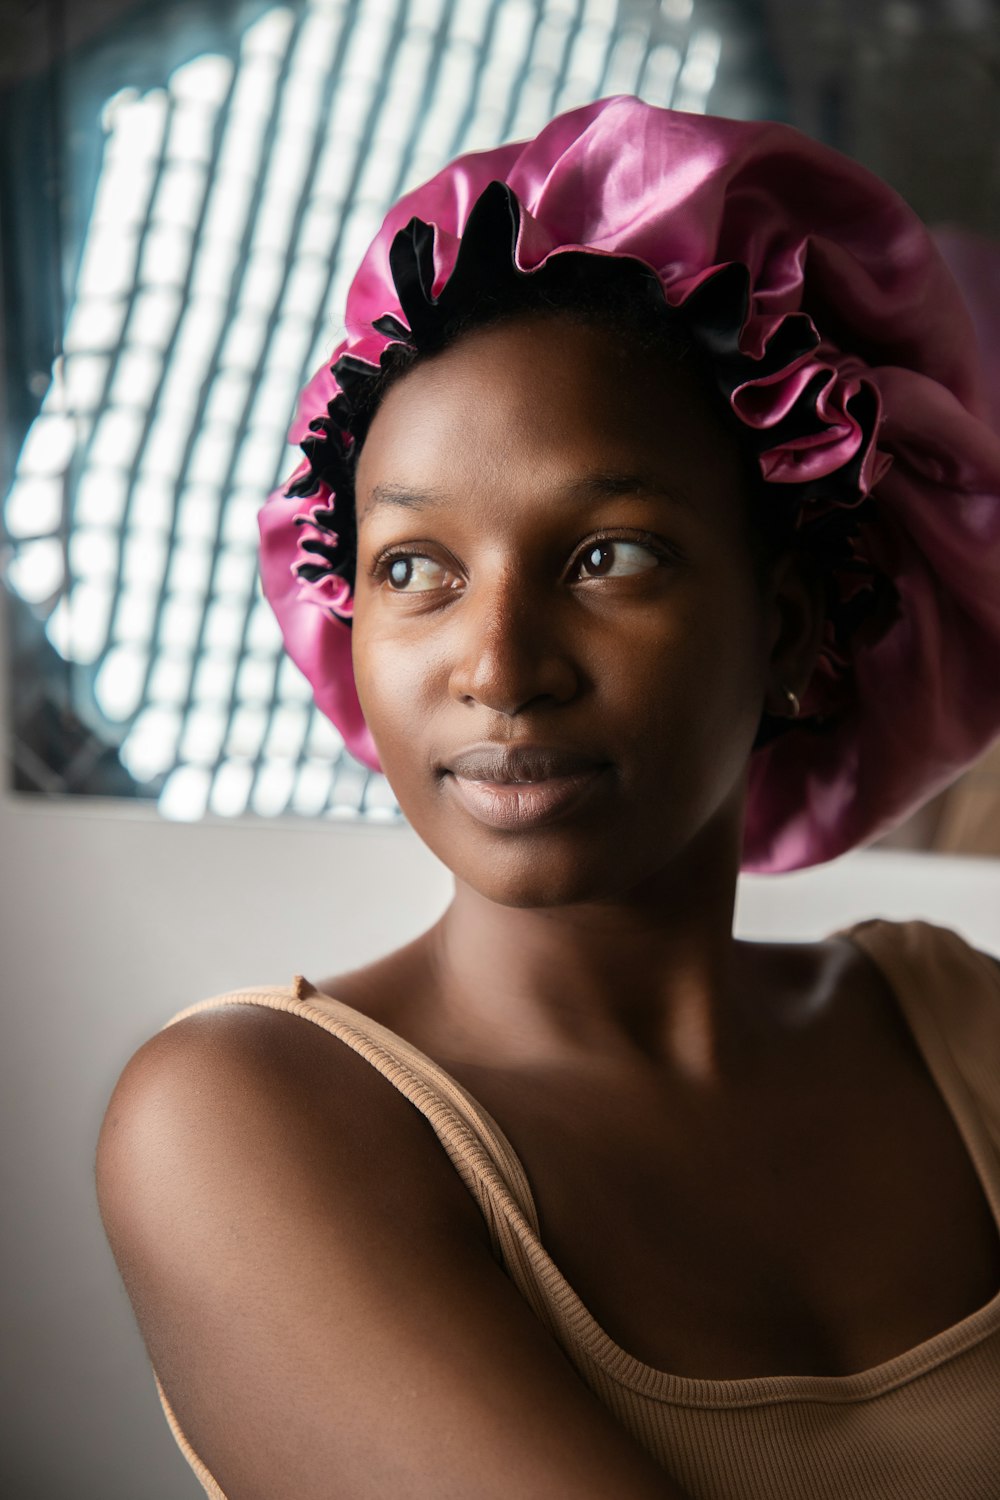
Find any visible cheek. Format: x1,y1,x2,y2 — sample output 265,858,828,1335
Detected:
605,577,767,768
352,622,446,775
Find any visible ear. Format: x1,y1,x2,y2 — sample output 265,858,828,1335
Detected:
761,549,828,717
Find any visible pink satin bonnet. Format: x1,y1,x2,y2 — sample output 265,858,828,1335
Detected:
258,95,1000,873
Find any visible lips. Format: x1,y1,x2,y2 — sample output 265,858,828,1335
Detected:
440,743,610,830
445,744,605,782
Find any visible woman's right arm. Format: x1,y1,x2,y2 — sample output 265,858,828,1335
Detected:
95,1003,687,1500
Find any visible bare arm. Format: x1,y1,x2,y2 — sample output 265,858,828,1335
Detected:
96,1004,688,1500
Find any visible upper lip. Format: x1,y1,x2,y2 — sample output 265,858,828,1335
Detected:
443,744,607,783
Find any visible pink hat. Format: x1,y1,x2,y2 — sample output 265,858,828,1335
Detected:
258,95,1000,874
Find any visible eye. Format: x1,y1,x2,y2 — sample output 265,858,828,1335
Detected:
574,539,661,580
383,554,456,592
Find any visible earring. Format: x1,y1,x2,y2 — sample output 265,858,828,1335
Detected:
783,685,801,718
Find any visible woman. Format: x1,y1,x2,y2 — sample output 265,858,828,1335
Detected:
96,98,1000,1498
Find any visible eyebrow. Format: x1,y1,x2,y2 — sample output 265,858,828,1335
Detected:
361,471,694,518
361,482,447,517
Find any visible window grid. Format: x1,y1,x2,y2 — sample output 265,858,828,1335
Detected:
2,0,719,821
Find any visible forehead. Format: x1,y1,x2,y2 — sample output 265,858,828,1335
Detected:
355,316,749,526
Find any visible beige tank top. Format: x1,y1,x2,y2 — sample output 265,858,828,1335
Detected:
152,917,1000,1498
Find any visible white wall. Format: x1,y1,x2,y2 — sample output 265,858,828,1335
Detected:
3,674,999,1497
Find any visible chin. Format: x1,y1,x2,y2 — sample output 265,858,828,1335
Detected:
431,828,672,910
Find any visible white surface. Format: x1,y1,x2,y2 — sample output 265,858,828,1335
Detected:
2,749,998,1496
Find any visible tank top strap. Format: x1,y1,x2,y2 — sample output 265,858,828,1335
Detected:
162,976,550,1319
838,916,1000,1166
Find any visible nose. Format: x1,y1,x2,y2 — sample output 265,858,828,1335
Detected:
448,566,580,716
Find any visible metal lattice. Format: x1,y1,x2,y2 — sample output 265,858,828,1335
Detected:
2,0,723,820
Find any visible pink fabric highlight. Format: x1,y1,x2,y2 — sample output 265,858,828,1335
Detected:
258,96,1000,872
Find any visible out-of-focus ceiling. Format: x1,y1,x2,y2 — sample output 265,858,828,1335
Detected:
757,0,1000,232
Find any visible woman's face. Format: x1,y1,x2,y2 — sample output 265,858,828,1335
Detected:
352,315,777,908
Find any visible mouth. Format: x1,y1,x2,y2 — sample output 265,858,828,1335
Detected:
440,744,611,831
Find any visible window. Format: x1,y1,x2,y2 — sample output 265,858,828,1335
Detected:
1,0,730,820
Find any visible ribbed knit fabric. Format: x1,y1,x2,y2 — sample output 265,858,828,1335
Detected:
153,918,1000,1498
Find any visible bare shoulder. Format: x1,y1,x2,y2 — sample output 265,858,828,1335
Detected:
96,1000,674,1500
96,996,491,1263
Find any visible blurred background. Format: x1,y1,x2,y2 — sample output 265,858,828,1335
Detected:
1,1,999,1494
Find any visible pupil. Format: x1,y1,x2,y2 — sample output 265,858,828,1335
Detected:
588,545,610,574
389,558,412,588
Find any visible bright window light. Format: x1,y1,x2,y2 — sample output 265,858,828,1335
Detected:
209,758,256,816
602,28,649,94
306,711,345,758
329,759,369,816
226,703,270,756
213,547,259,597
674,27,720,111
159,593,203,649
17,414,76,476
192,652,239,702
139,223,194,288
250,757,297,816
5,0,711,822
264,701,309,757
47,581,116,664
7,538,65,603
176,485,221,541
169,52,234,107
90,407,146,469
158,763,212,820
218,311,269,370
153,163,209,231
126,476,174,530
167,540,214,596
4,477,64,538
240,251,285,311
95,643,150,721
246,597,283,652
78,228,141,300
119,705,183,780
205,370,251,425
148,651,194,704
63,297,129,353
74,468,129,528
179,704,229,762
69,527,119,579
408,0,449,31
278,653,314,702
642,42,682,102
236,653,278,702
243,6,297,58
106,88,169,160
127,287,183,348
661,0,694,23
203,597,246,651
141,408,194,476
188,426,236,486
122,528,170,587
112,586,159,644
107,350,160,408
291,758,334,815
220,489,262,544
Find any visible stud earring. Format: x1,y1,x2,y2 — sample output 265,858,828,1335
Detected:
783,685,801,718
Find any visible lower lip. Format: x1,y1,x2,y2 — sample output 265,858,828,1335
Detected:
444,767,609,830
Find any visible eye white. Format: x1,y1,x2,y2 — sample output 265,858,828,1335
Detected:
581,541,658,577
387,555,450,591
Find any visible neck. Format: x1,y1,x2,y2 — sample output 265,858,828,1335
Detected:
425,822,784,1085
